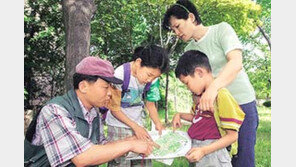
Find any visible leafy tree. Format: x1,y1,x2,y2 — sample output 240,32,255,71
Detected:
24,0,65,110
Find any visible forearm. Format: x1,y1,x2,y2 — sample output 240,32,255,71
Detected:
111,109,138,129
201,130,238,155
213,50,243,90
145,101,161,125
179,113,194,122
72,140,132,166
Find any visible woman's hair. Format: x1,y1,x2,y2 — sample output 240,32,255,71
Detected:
162,0,202,31
132,44,169,73
175,50,212,78
73,73,100,89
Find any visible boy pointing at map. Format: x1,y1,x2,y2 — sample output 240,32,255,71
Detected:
172,50,245,167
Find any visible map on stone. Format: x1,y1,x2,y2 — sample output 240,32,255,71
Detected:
126,130,191,160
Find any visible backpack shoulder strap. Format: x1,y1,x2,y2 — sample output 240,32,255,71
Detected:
122,62,131,97
143,82,152,99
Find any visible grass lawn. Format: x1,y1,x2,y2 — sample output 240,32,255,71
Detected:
100,105,271,167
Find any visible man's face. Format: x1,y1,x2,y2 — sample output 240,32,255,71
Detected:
85,78,111,108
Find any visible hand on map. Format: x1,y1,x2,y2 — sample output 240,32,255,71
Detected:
172,113,182,132
130,139,154,156
185,147,206,162
155,122,165,135
133,124,152,141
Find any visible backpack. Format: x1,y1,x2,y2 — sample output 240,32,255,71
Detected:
120,62,151,108
100,63,152,120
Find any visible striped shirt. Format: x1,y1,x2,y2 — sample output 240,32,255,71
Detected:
31,99,100,167
215,88,245,132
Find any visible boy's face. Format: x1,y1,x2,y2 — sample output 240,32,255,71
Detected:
179,72,205,96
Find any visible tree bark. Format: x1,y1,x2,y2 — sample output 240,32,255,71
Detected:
62,0,96,91
164,37,179,124
164,71,169,124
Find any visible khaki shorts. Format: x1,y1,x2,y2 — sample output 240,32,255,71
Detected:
107,125,152,167
190,139,232,167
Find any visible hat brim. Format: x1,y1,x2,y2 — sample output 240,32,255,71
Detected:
99,76,123,84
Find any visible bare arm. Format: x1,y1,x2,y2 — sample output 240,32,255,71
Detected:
72,138,154,166
199,49,243,112
110,109,151,140
212,49,243,90
179,113,195,122
186,129,238,162
145,101,165,134
172,112,194,131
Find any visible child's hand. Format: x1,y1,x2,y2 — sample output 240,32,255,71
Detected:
155,122,165,136
133,124,151,141
185,147,206,162
172,113,182,132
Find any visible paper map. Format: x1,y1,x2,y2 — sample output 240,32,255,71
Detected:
126,130,191,160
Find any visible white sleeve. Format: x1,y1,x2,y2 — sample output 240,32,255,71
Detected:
114,64,124,91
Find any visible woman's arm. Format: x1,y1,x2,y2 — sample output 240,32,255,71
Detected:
198,49,243,112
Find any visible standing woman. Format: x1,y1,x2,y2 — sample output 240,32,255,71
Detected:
162,0,258,167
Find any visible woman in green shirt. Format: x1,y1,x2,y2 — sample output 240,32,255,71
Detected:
162,0,259,167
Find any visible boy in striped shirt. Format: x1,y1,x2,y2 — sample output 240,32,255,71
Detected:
172,50,245,167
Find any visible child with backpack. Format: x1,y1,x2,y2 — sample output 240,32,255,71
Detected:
105,44,169,167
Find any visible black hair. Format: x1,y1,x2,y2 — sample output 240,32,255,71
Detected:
73,73,100,89
132,44,169,73
175,50,212,78
162,0,202,31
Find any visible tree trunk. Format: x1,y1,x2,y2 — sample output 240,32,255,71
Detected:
164,38,179,124
164,72,169,124
257,24,271,51
62,0,96,91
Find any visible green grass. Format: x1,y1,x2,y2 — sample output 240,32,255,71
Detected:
99,106,271,167
255,106,271,167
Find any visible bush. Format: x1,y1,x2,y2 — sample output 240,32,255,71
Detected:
263,100,271,107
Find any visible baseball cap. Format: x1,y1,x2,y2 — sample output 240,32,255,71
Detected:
75,56,123,84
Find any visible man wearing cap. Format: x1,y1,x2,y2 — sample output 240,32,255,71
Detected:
24,56,155,167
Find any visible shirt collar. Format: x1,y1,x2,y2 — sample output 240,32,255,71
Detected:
77,97,97,123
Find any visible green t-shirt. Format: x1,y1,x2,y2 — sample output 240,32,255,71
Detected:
185,22,256,104
146,78,161,102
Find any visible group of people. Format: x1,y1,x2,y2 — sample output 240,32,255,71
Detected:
24,0,258,167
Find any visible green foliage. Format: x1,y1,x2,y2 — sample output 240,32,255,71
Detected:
243,34,271,99
195,0,262,39
25,0,270,121
24,0,65,109
158,71,192,113
24,88,28,100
